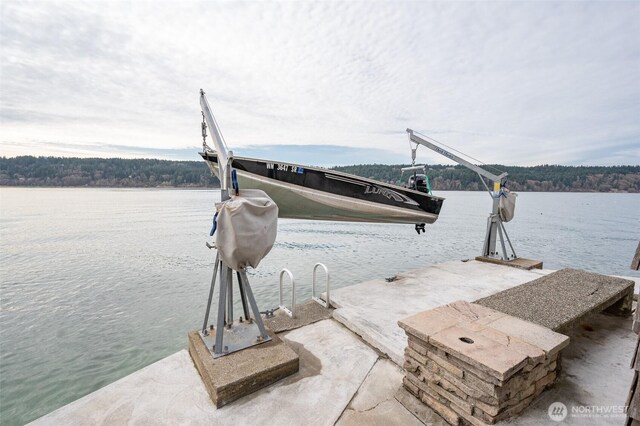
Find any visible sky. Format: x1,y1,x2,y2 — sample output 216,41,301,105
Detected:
1,0,639,167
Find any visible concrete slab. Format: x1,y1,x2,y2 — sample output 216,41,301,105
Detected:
330,260,549,366
212,319,379,426
29,350,215,425
337,399,424,426
476,256,543,270
188,329,299,407
31,261,638,426
504,313,636,425
264,299,333,333
336,358,423,426
32,319,378,426
476,268,634,333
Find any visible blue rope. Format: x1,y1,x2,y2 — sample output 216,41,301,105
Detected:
209,211,218,236
231,169,239,195
210,169,237,236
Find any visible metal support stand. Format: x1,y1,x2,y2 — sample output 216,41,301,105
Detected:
200,256,271,358
197,128,271,357
482,194,517,260
191,91,300,407
406,129,519,261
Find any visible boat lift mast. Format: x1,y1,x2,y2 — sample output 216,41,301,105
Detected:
406,129,517,261
199,89,272,357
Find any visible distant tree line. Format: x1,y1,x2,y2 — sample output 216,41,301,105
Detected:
0,156,219,188
1,156,639,192
333,163,640,192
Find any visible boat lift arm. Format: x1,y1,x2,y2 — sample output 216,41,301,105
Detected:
406,129,517,261
406,129,508,189
201,89,233,200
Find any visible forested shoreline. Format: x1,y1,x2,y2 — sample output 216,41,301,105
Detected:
1,156,639,192
333,164,640,193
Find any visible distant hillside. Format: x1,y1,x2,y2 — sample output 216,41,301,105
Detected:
332,164,640,193
1,156,639,192
0,156,219,188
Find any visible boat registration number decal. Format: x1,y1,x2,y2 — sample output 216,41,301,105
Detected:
266,163,305,174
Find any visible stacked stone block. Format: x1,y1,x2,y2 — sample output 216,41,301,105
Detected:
398,300,569,425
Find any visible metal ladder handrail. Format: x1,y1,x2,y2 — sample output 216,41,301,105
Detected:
278,268,295,318
312,263,331,308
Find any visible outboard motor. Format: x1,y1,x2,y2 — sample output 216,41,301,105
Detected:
408,174,430,193
400,165,432,234
409,174,430,234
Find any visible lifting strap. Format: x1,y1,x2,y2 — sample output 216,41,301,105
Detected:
231,169,239,195
209,211,219,236
210,168,239,236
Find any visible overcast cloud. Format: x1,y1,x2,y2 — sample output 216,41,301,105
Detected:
1,0,639,166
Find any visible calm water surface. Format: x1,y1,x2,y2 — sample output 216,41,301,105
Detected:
1,188,639,424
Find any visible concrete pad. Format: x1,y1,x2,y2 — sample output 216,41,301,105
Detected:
476,268,634,333
504,313,636,425
29,350,216,425
32,260,638,426
476,256,543,270
336,358,423,426
32,319,378,425
330,260,548,366
188,329,299,407
264,299,333,333
213,319,378,426
337,399,424,426
344,358,405,411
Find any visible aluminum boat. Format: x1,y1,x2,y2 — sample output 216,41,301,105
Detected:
200,150,444,225
198,89,443,228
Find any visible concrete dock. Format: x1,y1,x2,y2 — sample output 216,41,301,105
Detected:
31,260,639,425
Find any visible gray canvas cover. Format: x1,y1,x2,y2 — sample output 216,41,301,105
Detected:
499,189,517,222
216,189,278,270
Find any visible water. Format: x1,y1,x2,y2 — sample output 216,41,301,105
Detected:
0,188,638,425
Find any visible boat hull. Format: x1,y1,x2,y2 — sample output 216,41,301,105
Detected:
201,152,443,224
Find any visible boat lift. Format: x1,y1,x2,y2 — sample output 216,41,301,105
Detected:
198,89,272,357
406,129,517,261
